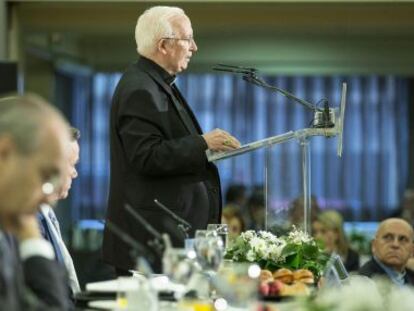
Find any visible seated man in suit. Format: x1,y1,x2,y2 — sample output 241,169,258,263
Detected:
0,94,72,310
37,127,81,298
359,218,414,286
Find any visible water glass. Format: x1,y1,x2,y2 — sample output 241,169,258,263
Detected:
163,248,196,285
206,224,228,249
194,231,224,272
214,262,260,308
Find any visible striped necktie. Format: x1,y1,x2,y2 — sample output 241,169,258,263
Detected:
39,212,64,264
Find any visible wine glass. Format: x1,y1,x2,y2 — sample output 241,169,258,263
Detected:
194,230,224,272
214,262,260,308
207,224,228,250
162,248,196,286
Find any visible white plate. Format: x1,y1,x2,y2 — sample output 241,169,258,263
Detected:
88,300,117,310
86,278,138,293
86,275,185,296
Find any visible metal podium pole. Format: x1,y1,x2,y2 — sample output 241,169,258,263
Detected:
300,137,311,234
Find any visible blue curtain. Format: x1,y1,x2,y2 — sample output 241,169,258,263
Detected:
68,73,410,221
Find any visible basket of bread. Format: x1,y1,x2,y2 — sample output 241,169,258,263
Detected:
259,268,314,299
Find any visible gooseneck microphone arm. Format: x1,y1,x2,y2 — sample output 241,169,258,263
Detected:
243,75,320,112
104,220,154,274
213,63,321,112
124,204,165,255
153,199,191,239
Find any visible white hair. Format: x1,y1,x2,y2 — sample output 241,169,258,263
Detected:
135,6,186,57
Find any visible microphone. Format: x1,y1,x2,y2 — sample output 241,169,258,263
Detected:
217,63,320,113
242,75,263,87
153,199,191,239
124,204,165,255
213,63,257,75
104,220,154,274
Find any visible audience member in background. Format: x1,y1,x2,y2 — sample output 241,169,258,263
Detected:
0,95,71,310
390,189,414,272
288,195,320,229
37,127,81,299
390,189,414,226
224,184,247,211
312,210,360,272
246,187,265,230
359,218,414,286
222,206,246,245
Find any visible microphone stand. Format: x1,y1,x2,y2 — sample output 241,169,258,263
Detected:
124,204,166,255
104,220,153,276
213,63,335,128
153,199,192,239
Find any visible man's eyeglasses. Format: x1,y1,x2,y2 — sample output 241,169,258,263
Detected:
161,37,195,45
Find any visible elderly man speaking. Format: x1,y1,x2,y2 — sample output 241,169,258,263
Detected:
359,218,414,286
103,6,240,274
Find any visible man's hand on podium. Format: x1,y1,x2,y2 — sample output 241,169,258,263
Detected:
202,128,241,152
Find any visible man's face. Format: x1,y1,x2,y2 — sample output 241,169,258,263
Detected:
372,220,414,271
163,15,198,74
0,120,67,217
58,140,79,200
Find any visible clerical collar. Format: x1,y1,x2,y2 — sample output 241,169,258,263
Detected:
374,256,406,286
139,56,176,86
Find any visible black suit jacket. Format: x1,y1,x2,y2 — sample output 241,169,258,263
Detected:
103,57,222,272
344,248,360,272
0,232,71,311
358,257,414,285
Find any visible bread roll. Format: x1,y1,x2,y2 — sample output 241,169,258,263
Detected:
259,269,274,282
293,269,314,284
273,268,294,284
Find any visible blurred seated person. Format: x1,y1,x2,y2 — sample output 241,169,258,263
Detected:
389,189,414,226
312,210,360,272
37,127,81,299
224,184,247,211
288,195,320,229
222,206,246,245
0,94,72,310
246,187,265,230
358,218,414,286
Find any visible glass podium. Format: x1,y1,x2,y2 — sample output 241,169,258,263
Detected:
207,83,347,234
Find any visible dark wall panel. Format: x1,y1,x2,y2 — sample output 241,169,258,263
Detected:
0,62,17,95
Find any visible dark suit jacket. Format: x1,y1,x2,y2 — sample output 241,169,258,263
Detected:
0,232,71,311
344,248,360,272
103,57,222,272
358,257,414,285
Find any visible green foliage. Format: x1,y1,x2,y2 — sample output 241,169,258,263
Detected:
225,230,328,278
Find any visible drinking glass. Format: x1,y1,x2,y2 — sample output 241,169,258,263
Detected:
214,262,260,308
206,224,228,250
194,230,224,272
162,247,196,286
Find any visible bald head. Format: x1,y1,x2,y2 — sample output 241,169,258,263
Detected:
372,218,414,272
376,218,414,239
0,94,70,215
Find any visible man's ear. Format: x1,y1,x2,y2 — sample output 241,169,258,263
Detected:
411,241,414,257
371,238,376,255
0,135,15,162
157,38,169,55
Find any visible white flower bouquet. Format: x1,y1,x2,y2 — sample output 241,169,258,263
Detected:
224,227,328,279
